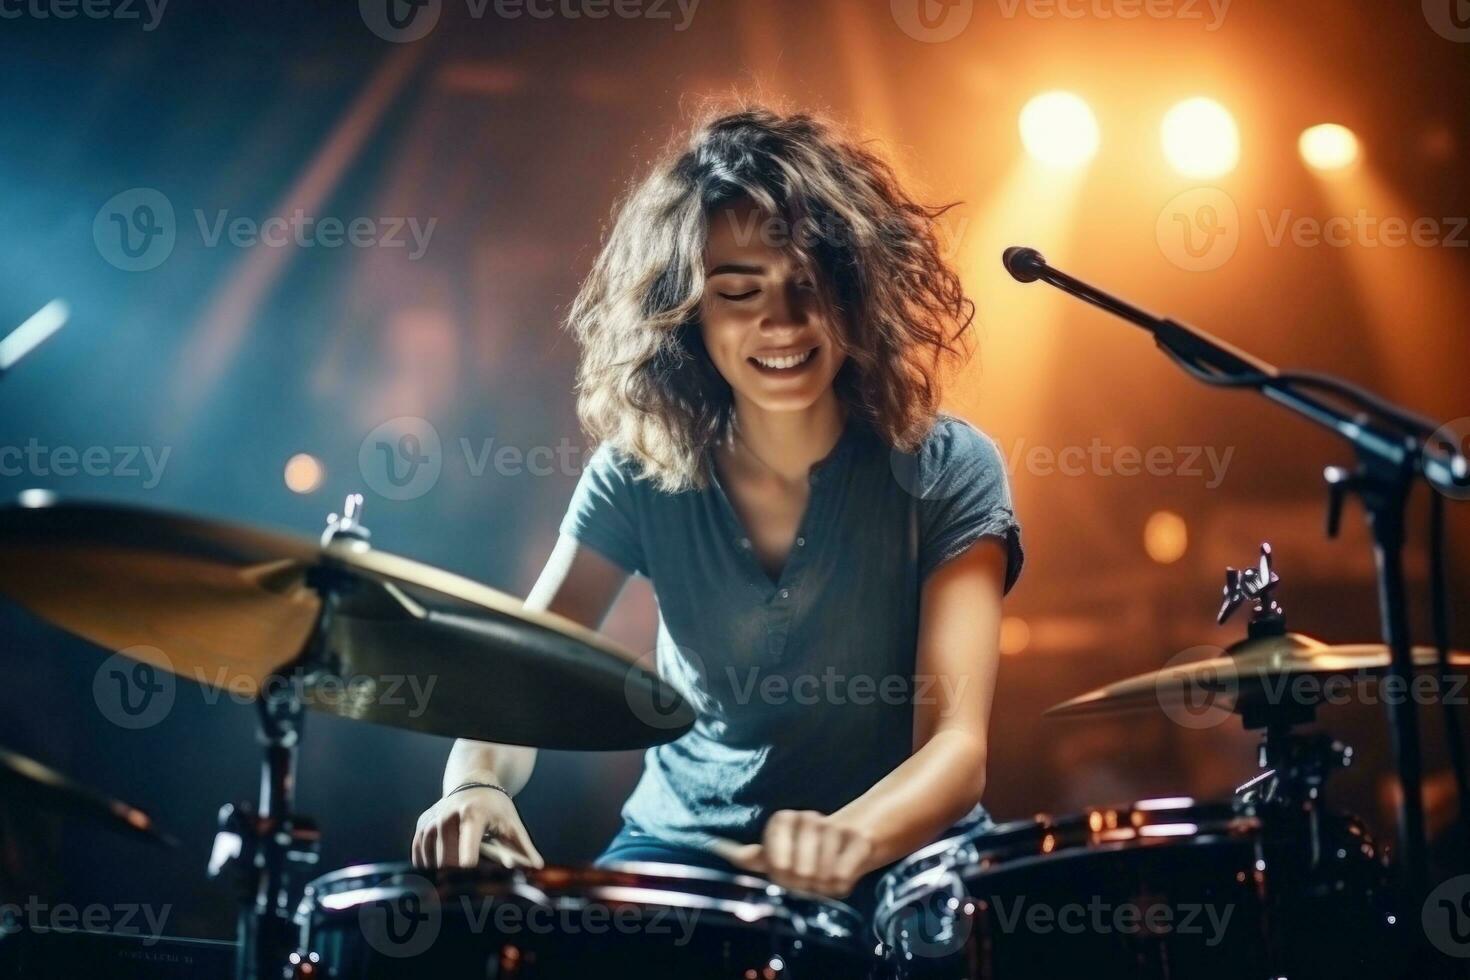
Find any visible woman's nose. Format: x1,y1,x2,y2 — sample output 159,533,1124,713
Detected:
762,280,811,328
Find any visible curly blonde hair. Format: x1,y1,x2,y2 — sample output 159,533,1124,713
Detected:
564,103,975,492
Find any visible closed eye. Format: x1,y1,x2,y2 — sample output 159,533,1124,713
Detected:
718,289,760,301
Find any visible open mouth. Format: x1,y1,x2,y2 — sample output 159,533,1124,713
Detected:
748,346,818,375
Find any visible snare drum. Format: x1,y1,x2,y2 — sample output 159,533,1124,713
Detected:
292,861,876,978
875,798,1397,979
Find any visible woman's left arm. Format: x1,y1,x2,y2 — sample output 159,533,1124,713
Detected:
829,533,1006,865
719,535,1007,895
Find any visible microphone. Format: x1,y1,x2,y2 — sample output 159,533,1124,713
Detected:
1001,246,1046,284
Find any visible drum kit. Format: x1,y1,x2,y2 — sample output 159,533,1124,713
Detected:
0,490,1466,979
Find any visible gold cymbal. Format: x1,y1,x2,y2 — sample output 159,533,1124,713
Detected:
1047,631,1470,719
0,499,693,749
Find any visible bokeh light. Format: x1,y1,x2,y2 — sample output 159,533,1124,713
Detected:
1019,92,1100,170
1161,97,1240,178
1299,123,1360,173
999,616,1032,655
1143,510,1189,564
284,453,325,494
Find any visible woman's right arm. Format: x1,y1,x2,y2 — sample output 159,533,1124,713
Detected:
411,533,633,869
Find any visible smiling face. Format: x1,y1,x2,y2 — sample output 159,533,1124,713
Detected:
698,198,847,415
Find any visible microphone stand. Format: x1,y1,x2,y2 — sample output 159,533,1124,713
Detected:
1003,247,1469,915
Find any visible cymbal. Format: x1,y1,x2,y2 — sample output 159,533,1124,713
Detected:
0,498,694,750
1047,631,1470,719
0,747,176,846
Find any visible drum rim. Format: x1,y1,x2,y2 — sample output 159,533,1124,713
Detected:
872,798,1261,937
295,860,865,942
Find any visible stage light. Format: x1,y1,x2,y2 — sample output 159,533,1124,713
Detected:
1144,510,1188,564
1161,98,1239,178
1019,92,1100,170
998,616,1031,655
284,453,325,494
1299,123,1359,173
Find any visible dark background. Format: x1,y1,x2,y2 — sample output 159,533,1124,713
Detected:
0,0,1467,939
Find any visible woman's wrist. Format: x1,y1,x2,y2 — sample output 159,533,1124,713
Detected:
446,781,512,801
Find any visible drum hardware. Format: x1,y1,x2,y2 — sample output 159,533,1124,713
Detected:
985,544,1407,979
1005,245,1470,910
0,492,694,980
210,498,370,980
1215,545,1374,976
291,862,873,978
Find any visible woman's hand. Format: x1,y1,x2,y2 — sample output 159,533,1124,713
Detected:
715,810,875,898
411,788,545,870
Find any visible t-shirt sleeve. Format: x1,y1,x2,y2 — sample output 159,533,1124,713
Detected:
916,417,1024,594
557,442,648,578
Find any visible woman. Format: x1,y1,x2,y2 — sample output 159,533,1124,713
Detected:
411,105,1023,903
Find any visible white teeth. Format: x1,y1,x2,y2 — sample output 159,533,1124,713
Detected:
753,348,814,370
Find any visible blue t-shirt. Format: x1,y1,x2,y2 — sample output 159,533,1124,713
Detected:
558,411,1023,850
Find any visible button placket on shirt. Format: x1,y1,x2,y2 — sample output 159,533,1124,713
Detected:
716,429,853,663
